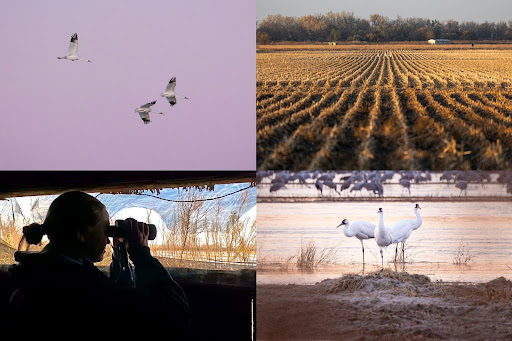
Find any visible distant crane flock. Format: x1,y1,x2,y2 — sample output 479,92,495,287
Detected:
258,170,512,197
57,33,188,124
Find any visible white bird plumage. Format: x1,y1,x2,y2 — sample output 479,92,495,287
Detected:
391,204,422,262
160,77,189,107
57,33,92,62
134,100,164,124
337,218,376,264
375,207,393,270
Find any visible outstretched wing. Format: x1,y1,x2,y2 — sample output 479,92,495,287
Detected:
140,100,156,108
68,33,79,57
165,77,177,92
138,112,150,123
166,96,177,106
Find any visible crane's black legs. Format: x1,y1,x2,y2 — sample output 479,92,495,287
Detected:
380,248,384,271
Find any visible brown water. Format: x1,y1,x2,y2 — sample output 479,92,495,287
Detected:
257,200,512,284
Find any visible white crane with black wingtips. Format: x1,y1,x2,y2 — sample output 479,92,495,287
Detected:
160,77,189,107
57,33,92,62
134,101,164,124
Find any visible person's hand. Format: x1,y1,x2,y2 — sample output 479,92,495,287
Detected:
123,218,149,249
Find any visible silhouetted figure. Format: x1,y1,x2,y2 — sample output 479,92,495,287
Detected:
7,191,191,338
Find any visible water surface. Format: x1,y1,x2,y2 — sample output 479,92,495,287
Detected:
257,200,512,284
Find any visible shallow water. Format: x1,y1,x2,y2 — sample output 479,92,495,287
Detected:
257,200,512,284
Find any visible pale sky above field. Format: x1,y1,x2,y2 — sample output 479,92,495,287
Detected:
0,1,255,170
257,0,512,22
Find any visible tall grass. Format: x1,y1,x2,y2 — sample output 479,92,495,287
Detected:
0,217,24,249
453,240,476,266
296,239,337,272
152,190,256,268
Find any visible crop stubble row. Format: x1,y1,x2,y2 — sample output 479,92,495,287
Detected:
257,48,512,170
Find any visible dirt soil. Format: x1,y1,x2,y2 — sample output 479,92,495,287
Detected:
257,270,512,340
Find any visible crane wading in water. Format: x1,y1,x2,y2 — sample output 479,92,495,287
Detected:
375,208,393,271
391,204,422,264
336,219,376,265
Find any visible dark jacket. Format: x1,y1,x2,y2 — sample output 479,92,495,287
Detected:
7,245,191,338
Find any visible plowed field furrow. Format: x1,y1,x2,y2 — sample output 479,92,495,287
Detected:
310,88,377,170
453,92,512,126
468,92,512,119
257,92,339,166
257,47,512,170
257,91,319,130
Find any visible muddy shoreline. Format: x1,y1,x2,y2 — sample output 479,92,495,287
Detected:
257,271,512,340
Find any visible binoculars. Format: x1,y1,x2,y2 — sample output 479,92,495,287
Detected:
106,220,157,240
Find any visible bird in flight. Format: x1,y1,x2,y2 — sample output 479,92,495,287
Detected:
134,100,164,124
160,77,189,107
57,33,92,62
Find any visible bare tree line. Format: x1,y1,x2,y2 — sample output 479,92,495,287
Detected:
257,11,512,43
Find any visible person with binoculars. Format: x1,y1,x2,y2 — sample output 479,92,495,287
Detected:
7,191,191,339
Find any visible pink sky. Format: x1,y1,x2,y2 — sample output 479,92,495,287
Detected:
0,1,255,170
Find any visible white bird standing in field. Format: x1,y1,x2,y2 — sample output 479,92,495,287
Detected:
375,208,393,270
160,77,189,107
391,204,422,263
57,33,92,62
134,100,164,124
336,219,376,264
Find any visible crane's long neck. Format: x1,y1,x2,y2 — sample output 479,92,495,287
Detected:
343,223,356,238
376,212,388,238
413,208,422,230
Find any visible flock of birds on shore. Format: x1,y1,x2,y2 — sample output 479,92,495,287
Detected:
57,33,188,124
257,170,512,197
336,204,422,269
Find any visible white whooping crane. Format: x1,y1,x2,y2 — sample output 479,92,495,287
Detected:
391,204,422,263
160,77,189,107
337,219,376,264
375,207,393,270
57,33,92,62
134,100,164,124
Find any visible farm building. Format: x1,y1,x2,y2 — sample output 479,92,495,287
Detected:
428,39,451,44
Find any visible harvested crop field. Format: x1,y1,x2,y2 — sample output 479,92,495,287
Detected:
257,45,512,170
256,270,512,340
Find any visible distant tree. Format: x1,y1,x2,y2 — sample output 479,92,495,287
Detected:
328,28,341,42
257,31,271,44
461,30,476,40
